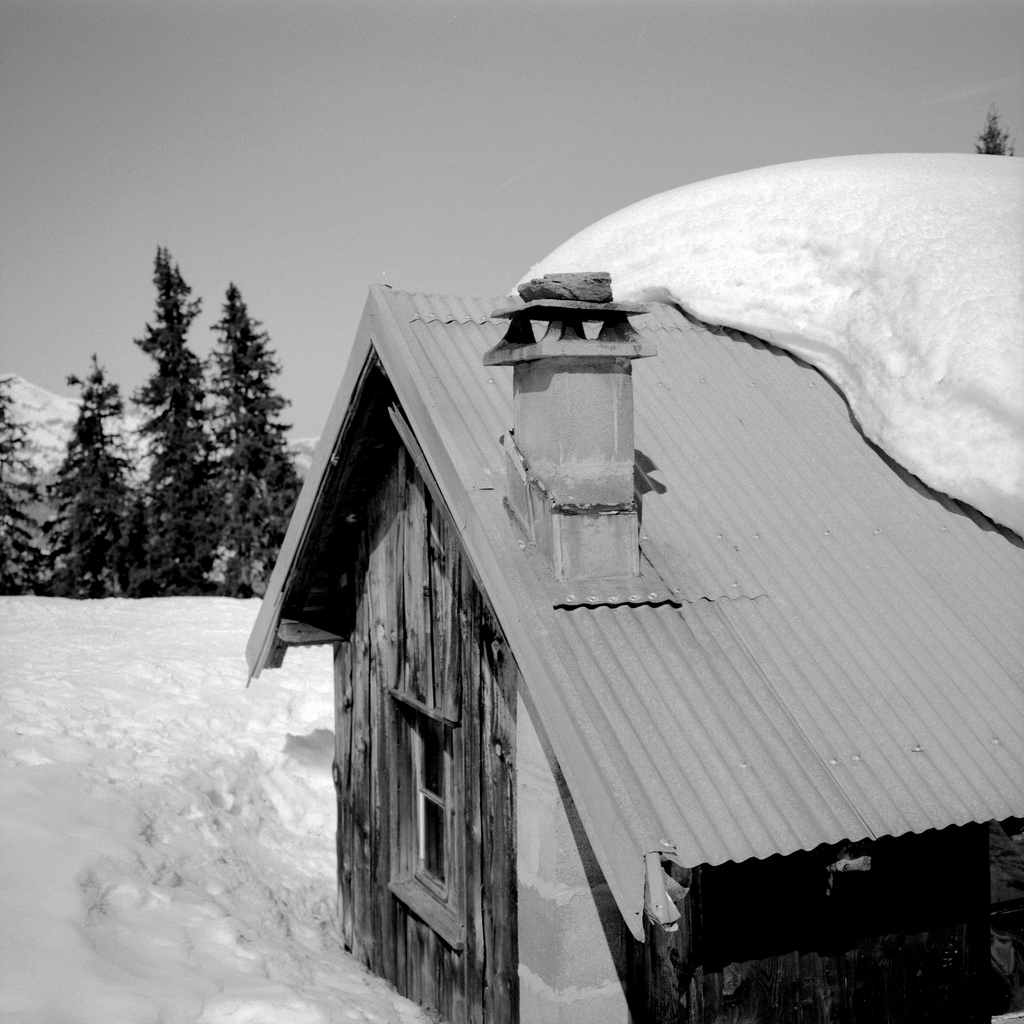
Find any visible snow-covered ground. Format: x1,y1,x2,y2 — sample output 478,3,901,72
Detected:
520,153,1024,538
0,596,428,1024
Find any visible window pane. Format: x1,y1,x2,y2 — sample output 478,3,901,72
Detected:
421,793,446,884
421,717,444,797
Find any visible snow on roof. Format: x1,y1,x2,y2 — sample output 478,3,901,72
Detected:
518,153,1024,538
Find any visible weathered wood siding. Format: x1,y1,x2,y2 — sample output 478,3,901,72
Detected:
334,446,518,1024
626,824,989,1023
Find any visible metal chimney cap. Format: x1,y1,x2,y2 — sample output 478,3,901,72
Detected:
489,297,650,322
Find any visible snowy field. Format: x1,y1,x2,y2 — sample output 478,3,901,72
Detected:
0,596,429,1024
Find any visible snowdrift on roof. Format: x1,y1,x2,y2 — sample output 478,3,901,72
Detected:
518,153,1024,538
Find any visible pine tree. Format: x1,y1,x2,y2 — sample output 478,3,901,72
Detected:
976,105,1015,155
208,284,300,598
47,357,133,598
0,375,44,593
133,247,216,596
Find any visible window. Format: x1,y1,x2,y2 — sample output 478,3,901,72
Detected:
389,695,464,950
414,712,451,892
384,455,466,950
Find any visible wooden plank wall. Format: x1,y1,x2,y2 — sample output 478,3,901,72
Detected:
333,447,518,1024
626,824,989,1023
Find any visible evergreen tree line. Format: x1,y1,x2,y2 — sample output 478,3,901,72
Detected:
0,247,301,598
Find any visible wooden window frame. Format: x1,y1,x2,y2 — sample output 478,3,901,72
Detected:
388,689,466,951
382,429,469,953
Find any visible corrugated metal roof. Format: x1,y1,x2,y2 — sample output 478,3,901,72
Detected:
250,285,1024,940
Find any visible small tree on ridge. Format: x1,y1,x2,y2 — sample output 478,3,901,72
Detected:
976,105,1015,155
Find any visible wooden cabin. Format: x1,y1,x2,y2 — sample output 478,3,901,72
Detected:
248,278,1024,1024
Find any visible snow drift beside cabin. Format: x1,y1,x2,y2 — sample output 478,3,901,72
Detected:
518,153,1024,538
0,596,429,1023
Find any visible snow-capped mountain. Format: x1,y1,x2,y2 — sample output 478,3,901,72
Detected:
1,374,318,481
0,374,115,479
287,435,319,478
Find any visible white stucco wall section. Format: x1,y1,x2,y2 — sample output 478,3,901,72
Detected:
516,692,631,1024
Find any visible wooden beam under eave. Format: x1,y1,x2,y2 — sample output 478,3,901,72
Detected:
278,619,345,646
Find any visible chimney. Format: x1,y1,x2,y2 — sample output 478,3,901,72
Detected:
484,272,655,583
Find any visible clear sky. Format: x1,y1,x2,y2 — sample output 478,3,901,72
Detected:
1,0,1021,439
